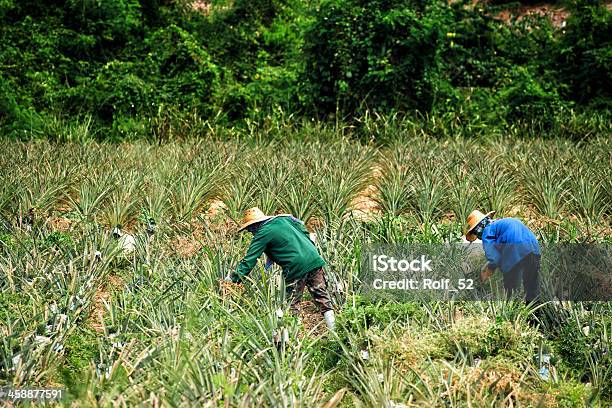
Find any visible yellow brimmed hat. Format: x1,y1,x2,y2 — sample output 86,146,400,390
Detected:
238,207,273,232
465,210,496,241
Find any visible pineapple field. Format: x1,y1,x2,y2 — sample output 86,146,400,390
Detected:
1,132,610,407
2,0,611,406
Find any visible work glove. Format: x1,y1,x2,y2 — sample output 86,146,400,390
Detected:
480,263,494,282
224,273,236,283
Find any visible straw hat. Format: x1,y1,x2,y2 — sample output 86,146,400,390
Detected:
238,207,273,232
465,210,495,241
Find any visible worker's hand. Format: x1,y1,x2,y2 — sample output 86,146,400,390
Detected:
224,273,235,283
480,264,494,282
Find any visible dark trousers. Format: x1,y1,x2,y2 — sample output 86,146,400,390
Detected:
503,253,541,302
285,268,333,315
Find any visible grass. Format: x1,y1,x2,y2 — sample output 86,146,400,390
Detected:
0,133,610,406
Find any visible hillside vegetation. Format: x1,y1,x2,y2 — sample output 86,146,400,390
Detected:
1,0,610,141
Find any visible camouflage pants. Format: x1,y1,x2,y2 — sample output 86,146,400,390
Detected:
286,268,333,315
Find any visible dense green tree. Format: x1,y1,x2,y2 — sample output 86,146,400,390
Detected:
0,0,609,139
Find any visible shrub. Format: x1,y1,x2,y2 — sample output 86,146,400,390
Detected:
89,60,155,121
0,0,610,138
340,296,422,329
556,0,611,108
42,231,74,251
64,0,143,54
145,24,220,115
442,2,504,89
0,292,23,322
553,381,596,408
59,328,100,390
303,0,452,117
438,315,540,360
498,66,571,127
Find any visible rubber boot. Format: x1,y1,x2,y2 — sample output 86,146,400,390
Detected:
324,310,335,331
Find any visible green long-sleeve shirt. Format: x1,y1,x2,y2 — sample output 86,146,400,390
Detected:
233,216,325,283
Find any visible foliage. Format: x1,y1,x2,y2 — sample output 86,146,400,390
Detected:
556,0,612,108
0,1,610,139
0,137,610,405
498,66,571,127
340,296,422,329
61,329,99,381
303,0,452,115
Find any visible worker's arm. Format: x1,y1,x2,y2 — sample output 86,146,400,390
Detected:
480,263,495,282
481,230,500,271
233,234,268,283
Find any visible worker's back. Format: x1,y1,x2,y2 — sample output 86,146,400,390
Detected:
257,216,325,282
486,218,539,248
482,218,540,272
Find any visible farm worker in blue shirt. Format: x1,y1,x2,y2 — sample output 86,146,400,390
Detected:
465,210,541,302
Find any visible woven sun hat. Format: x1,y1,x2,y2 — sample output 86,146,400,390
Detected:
238,207,273,232
465,209,496,241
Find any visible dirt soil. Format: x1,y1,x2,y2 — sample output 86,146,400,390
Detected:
296,300,328,338
458,1,612,28
494,2,570,27
172,232,204,258
88,274,125,333
220,280,245,299
205,199,228,219
48,216,72,232
349,164,383,222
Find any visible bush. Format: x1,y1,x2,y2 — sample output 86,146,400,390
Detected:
0,0,610,139
89,60,155,121
439,315,540,360
64,0,143,55
198,0,307,121
59,328,100,390
556,0,611,108
340,296,422,329
553,382,596,408
498,66,571,126
303,0,453,117
42,231,74,251
145,25,220,114
442,2,504,89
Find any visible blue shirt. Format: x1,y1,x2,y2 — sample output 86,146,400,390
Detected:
482,218,540,273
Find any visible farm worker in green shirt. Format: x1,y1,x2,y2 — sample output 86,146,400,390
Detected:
229,207,336,330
